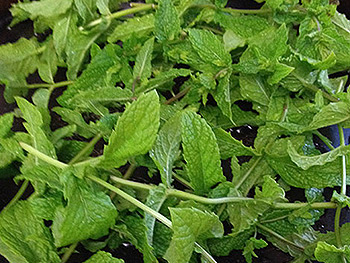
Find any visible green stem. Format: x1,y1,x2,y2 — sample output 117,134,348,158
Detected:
164,87,190,105
291,72,338,102
334,206,343,248
87,174,217,263
274,202,337,210
26,80,74,89
19,142,68,169
172,172,193,190
234,156,262,191
259,214,290,224
61,242,78,263
110,176,337,209
222,7,271,14
68,133,102,165
338,125,347,196
88,174,172,227
123,164,137,180
6,180,29,208
256,223,304,250
82,4,156,30
110,176,154,190
314,130,335,150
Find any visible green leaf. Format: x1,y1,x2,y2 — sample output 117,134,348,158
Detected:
213,128,256,159
243,237,268,263
84,251,125,263
307,101,350,130
288,142,350,170
108,14,155,43
58,44,122,109
150,113,182,187
0,201,60,263
53,107,96,138
207,229,255,256
16,97,56,159
0,113,14,138
164,207,223,263
133,37,154,82
188,28,231,67
213,73,232,121
138,68,191,94
315,241,350,263
222,29,245,52
52,174,118,247
331,191,350,208
122,216,158,263
38,38,59,84
11,0,72,19
239,74,271,106
0,38,40,102
103,91,160,168
154,0,181,42
181,111,226,194
145,185,167,246
74,0,99,22
267,62,295,85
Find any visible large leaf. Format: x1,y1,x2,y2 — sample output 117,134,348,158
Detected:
164,207,223,263
103,91,160,168
52,174,118,247
239,74,271,106
181,111,226,194
0,201,60,263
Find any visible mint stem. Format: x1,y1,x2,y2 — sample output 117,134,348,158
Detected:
313,131,335,150
26,80,74,89
6,180,29,208
61,242,78,263
256,223,304,250
68,133,102,165
82,4,156,30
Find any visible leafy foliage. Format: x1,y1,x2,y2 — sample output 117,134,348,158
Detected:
1,0,350,262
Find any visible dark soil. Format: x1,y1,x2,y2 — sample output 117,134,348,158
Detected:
1,1,350,263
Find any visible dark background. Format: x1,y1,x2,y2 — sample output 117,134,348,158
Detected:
1,0,350,262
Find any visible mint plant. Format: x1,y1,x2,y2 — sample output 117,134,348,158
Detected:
1,0,350,262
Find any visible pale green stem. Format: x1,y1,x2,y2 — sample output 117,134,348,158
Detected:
123,164,137,180
334,206,343,248
234,156,262,191
256,223,304,250
82,4,156,30
313,130,335,150
338,125,347,196
19,142,68,169
61,242,78,263
110,176,337,209
68,133,102,165
222,7,271,14
6,180,29,208
26,80,74,89
172,172,193,190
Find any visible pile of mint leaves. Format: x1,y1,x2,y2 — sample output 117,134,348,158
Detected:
2,0,350,262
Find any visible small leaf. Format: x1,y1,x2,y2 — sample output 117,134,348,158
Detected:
315,241,350,263
84,251,124,263
133,37,154,82
243,237,268,263
154,0,181,42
